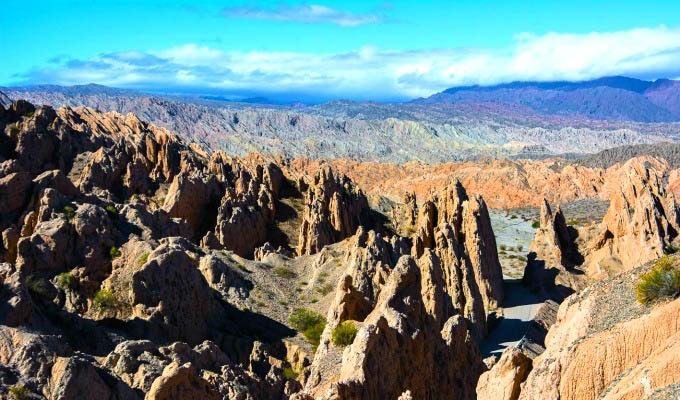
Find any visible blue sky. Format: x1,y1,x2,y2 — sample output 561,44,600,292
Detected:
2,0,680,102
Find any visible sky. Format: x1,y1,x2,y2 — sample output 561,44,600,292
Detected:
1,0,680,103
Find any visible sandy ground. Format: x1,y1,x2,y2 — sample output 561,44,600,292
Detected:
489,209,536,279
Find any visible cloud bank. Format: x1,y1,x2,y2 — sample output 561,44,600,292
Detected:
221,4,381,27
12,26,680,102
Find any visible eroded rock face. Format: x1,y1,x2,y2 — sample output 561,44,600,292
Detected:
299,180,503,399
586,157,680,277
523,199,586,299
297,166,369,256
304,257,483,400
412,180,504,338
518,260,680,400
476,347,530,400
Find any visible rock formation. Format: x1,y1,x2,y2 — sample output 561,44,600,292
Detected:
586,157,680,277
296,179,504,399
476,347,530,400
297,166,369,255
518,259,680,400
523,198,586,299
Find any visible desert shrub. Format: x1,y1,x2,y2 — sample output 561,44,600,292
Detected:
315,283,334,295
62,205,75,220
531,220,540,229
510,214,518,219
26,275,52,298
55,272,76,290
289,308,326,347
499,244,507,251
635,256,680,305
331,321,358,347
109,246,121,259
303,321,325,348
283,366,299,379
310,297,319,303
105,205,118,218
137,252,150,266
9,384,30,400
274,267,297,279
517,245,524,252
93,289,117,311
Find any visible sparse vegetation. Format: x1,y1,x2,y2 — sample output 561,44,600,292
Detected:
138,252,150,266
109,246,121,259
283,366,299,380
62,205,76,220
635,256,680,305
26,275,52,298
55,272,77,290
105,204,118,218
289,308,326,348
499,244,507,251
532,220,540,229
517,245,524,252
331,321,358,347
510,214,518,219
93,289,117,311
9,384,30,400
274,267,297,279
315,283,334,295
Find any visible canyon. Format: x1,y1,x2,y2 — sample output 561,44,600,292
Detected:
0,98,679,399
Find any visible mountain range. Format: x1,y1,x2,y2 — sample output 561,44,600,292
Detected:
416,76,680,122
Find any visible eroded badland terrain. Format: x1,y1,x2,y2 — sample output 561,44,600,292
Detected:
1,97,680,400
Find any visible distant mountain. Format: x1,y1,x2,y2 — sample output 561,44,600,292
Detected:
416,76,680,122
0,90,11,108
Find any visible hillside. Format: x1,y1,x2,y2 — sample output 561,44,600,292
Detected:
4,84,680,163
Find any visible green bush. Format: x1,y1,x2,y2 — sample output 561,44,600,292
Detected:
531,220,540,229
510,214,518,219
26,275,52,298
62,205,76,220
315,283,334,295
274,267,297,279
105,205,118,218
93,289,117,311
331,321,358,347
283,366,299,380
9,384,30,400
55,272,76,290
109,246,121,259
635,256,680,305
137,252,150,266
8,123,19,135
666,244,680,254
289,308,326,347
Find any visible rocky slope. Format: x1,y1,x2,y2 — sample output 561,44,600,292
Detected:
0,100,508,399
518,259,680,400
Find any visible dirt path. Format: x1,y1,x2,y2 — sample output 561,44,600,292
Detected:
481,280,545,357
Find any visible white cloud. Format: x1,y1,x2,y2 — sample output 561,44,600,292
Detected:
221,4,381,27
13,26,680,101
